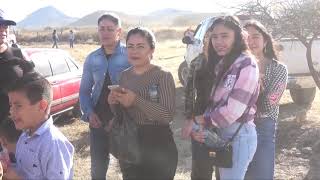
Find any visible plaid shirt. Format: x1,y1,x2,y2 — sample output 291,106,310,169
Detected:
256,60,288,120
204,53,259,128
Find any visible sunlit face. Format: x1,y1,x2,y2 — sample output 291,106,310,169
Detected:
246,26,266,57
0,24,9,45
211,24,235,57
8,90,45,133
98,19,121,48
126,34,154,68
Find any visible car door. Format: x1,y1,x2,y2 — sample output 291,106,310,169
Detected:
49,53,78,113
30,52,62,114
64,55,81,107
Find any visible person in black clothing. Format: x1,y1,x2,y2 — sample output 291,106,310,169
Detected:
181,26,220,180
0,9,27,124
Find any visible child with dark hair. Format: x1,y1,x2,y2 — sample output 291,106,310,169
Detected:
4,72,74,180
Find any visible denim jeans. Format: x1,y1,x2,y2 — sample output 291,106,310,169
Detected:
245,117,276,180
217,121,257,180
90,127,110,180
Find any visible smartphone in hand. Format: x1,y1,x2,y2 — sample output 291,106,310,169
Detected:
108,85,124,93
108,85,120,90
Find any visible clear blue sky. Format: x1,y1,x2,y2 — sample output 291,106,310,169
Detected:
2,0,247,21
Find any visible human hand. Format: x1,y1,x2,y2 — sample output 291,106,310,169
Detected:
107,90,119,105
195,115,205,126
114,88,136,108
104,118,114,132
0,150,10,173
181,119,194,139
89,112,102,128
191,130,206,143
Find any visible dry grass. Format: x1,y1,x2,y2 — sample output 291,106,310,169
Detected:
17,27,186,45
24,41,320,180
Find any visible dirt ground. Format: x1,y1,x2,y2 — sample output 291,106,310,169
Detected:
34,42,320,180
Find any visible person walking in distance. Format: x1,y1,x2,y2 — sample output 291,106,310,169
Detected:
52,29,59,48
69,30,75,48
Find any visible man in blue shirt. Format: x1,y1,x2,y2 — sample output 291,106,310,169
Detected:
79,13,130,180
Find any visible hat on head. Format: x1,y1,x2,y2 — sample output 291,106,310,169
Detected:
0,9,16,26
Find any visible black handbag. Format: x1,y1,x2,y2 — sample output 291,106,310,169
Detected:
109,105,141,164
205,122,245,168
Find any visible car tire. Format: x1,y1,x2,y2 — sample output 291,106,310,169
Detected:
290,87,316,105
178,61,189,87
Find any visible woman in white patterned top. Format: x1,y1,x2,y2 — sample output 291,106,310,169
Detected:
244,20,288,180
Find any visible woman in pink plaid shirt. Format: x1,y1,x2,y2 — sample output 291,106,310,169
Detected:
191,16,260,179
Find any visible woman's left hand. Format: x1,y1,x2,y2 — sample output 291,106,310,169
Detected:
114,88,137,108
191,130,206,143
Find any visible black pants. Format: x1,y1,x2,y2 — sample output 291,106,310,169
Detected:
191,140,216,180
120,125,178,180
90,127,110,180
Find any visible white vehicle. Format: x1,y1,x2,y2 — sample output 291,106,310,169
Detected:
178,17,319,105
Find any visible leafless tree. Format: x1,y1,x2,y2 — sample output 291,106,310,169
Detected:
237,0,320,89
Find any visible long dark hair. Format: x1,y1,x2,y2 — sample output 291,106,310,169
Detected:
207,16,248,79
244,20,278,61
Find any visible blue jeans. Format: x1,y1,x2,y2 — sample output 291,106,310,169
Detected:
90,127,110,180
218,122,257,180
245,117,276,180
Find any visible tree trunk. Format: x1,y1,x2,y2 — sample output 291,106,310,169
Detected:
306,42,320,90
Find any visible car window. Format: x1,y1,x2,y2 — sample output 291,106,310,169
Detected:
49,55,70,75
194,18,214,42
65,57,79,72
30,53,53,77
193,24,201,37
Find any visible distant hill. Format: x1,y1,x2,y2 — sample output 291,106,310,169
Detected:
17,7,226,29
17,6,78,29
70,9,220,28
147,8,192,17
69,10,140,27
